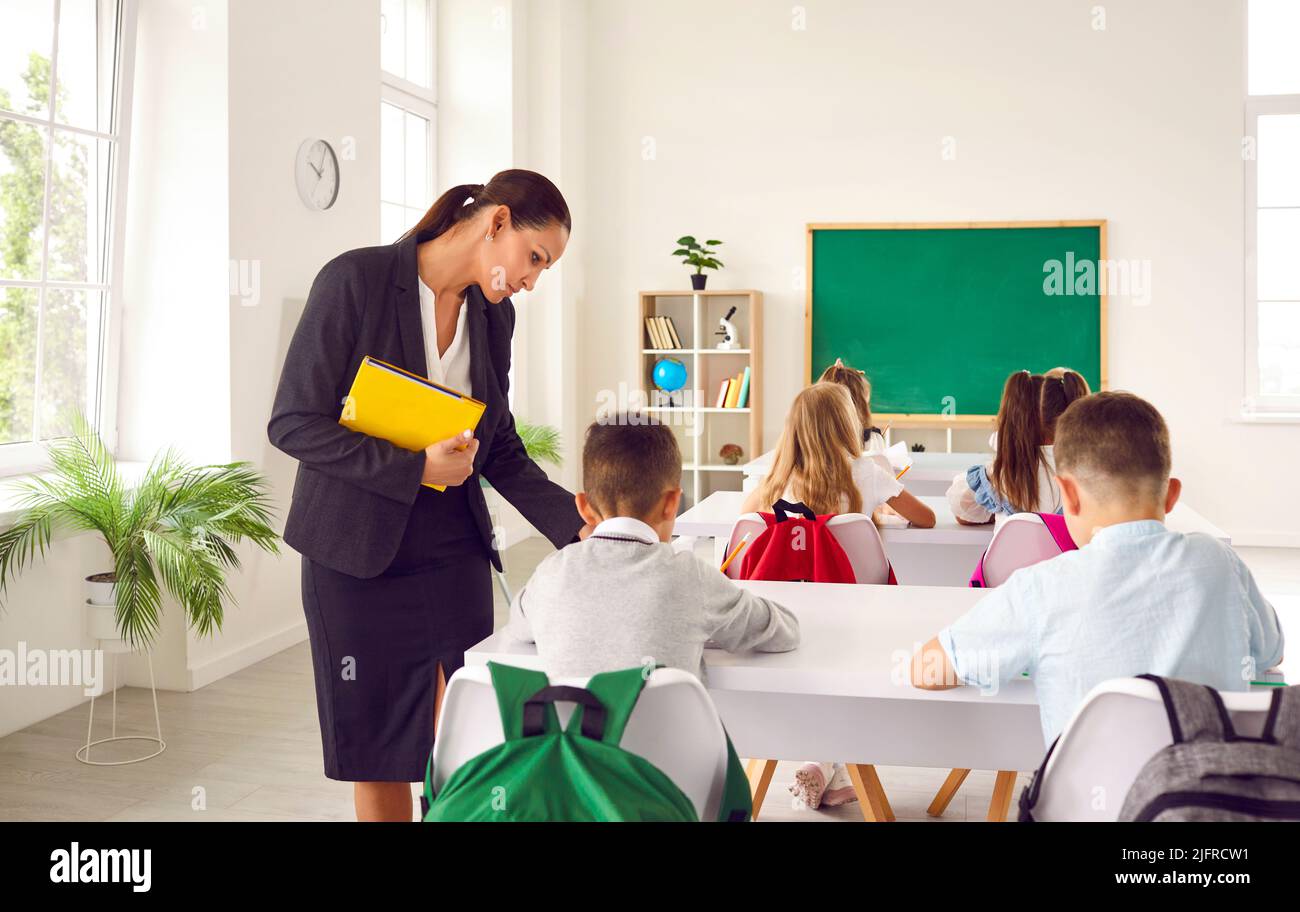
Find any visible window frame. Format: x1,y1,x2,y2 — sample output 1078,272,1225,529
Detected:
0,0,138,475
380,0,437,245
1243,4,1300,416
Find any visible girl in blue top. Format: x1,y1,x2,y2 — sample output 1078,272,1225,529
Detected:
948,369,1087,523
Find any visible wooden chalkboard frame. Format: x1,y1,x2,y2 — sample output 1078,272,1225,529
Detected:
804,220,1108,425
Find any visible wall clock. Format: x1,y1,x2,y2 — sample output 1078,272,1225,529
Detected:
295,138,339,210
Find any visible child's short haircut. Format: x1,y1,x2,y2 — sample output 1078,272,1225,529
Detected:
582,414,682,517
1054,391,1171,502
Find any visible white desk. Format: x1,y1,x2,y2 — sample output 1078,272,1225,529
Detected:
742,450,984,497
675,490,1232,587
466,579,1046,774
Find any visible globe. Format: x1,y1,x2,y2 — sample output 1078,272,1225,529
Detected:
652,358,688,393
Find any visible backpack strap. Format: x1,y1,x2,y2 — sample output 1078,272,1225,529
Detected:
1261,685,1300,749
1138,674,1234,744
772,499,816,523
487,661,557,740
1017,732,1062,822
718,729,752,822
523,686,608,739
572,666,649,745
1036,512,1077,552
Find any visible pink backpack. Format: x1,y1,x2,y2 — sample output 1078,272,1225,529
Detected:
969,513,1076,588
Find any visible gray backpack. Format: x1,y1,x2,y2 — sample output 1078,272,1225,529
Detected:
1118,674,1300,822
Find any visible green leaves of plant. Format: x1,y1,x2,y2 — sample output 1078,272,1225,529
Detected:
0,408,281,650
672,235,725,272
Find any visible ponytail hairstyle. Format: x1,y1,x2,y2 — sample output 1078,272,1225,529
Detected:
397,168,571,244
755,383,863,516
818,358,876,441
1039,368,1090,443
990,370,1048,512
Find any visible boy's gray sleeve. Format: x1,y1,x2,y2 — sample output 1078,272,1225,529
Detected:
503,584,535,644
692,557,801,654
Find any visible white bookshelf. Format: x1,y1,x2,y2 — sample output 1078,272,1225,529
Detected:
639,290,762,510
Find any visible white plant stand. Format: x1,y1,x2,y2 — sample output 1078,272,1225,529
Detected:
78,590,167,766
77,645,166,766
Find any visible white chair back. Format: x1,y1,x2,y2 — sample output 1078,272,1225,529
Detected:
1030,677,1274,821
431,664,730,820
721,510,891,584
979,513,1068,587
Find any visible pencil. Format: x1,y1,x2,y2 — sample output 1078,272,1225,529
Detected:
719,533,750,573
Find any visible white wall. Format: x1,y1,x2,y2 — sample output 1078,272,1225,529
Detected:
575,0,1298,544
440,0,587,544
118,0,230,470
195,0,383,680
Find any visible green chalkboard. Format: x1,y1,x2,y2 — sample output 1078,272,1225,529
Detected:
808,223,1104,417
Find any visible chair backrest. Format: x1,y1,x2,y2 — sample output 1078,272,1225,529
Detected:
825,513,892,584
979,513,1068,587
432,664,730,820
1029,677,1274,822
722,511,891,584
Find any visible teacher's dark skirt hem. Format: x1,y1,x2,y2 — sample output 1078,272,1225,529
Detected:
300,548,492,783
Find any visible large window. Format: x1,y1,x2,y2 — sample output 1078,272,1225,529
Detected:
1245,0,1300,413
380,0,436,244
0,0,134,470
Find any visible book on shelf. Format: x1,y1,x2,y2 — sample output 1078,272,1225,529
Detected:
715,378,731,408
664,316,683,349
657,316,674,349
736,365,751,408
645,316,665,349
723,372,742,408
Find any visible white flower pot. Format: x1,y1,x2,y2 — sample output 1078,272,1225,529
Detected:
84,575,131,653
85,574,115,607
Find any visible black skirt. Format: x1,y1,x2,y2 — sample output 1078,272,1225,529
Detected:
300,479,492,782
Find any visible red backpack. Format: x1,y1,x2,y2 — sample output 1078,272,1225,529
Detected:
737,500,896,585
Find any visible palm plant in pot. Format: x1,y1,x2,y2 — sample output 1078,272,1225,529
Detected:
0,412,280,652
672,235,724,290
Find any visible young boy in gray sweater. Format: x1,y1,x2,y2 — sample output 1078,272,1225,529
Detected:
504,412,800,680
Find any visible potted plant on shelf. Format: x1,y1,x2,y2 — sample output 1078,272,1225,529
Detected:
672,235,724,290
0,412,281,652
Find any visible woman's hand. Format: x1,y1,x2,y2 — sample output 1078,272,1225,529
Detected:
422,431,480,487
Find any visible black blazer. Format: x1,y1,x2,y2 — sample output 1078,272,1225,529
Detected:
267,227,584,579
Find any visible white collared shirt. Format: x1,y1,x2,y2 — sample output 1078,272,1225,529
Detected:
588,516,660,543
938,519,1285,745
418,277,472,394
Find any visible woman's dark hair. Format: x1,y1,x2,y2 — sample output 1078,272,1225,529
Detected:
398,168,571,243
1039,369,1089,443
990,370,1048,513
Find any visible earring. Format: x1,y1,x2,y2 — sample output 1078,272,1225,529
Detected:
485,232,494,242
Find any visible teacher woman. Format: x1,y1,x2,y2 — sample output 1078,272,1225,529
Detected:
267,169,586,821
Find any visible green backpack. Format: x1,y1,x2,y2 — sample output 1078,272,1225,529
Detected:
422,661,753,822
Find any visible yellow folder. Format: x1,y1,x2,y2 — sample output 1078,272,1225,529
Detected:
338,355,486,491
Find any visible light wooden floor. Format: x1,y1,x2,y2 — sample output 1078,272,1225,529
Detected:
2,539,1294,823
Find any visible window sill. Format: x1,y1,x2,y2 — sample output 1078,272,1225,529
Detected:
0,461,151,533
1233,411,1300,425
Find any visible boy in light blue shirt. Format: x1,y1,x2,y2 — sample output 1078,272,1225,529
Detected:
910,391,1284,745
